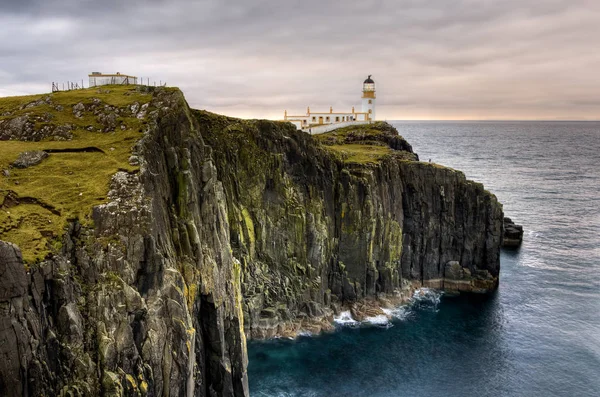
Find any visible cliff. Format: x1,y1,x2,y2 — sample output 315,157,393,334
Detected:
0,87,502,396
1,87,247,396
198,115,502,338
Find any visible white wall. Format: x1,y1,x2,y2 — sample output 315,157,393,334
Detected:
89,75,137,87
289,120,303,129
362,97,376,120
302,120,370,135
304,112,356,124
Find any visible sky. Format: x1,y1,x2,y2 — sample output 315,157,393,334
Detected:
1,0,599,120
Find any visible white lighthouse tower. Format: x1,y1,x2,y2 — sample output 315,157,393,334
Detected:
361,75,376,121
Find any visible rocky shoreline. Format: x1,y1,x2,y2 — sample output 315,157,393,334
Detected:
247,263,501,340
247,281,418,339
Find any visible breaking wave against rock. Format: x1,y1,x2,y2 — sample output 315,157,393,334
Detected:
333,288,443,329
411,288,443,311
333,311,359,327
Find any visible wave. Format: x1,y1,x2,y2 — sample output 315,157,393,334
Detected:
333,311,359,327
411,288,443,310
364,314,393,328
333,288,443,329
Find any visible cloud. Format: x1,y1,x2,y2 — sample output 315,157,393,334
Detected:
1,0,599,119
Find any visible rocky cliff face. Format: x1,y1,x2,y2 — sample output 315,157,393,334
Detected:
1,89,247,396
198,115,503,338
0,87,503,395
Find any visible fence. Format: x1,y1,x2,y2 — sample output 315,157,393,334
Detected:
52,81,85,92
51,77,167,92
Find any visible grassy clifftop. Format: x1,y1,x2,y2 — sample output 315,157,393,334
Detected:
313,121,417,164
0,85,155,263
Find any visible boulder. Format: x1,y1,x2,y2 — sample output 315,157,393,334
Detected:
12,150,49,168
444,261,464,280
72,102,85,118
503,217,523,247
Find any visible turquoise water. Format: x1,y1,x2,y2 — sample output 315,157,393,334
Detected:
248,121,600,396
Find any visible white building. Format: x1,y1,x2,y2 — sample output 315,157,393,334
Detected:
283,75,377,133
88,72,138,87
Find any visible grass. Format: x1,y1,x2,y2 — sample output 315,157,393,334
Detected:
324,143,392,164
0,85,152,263
0,85,151,133
313,122,391,142
312,122,399,164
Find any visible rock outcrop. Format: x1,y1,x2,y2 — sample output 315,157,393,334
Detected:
12,151,49,168
503,217,524,247
0,87,503,395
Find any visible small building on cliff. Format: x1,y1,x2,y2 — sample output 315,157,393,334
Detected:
88,72,138,87
283,75,376,134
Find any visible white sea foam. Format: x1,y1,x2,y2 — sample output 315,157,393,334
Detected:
412,288,442,304
333,291,442,329
382,306,410,321
334,310,359,326
364,314,393,327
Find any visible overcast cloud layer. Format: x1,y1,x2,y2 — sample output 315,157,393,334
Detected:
1,0,599,119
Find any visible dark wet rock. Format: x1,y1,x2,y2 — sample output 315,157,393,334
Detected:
12,151,49,168
0,241,27,299
0,241,36,397
444,261,465,280
503,217,523,247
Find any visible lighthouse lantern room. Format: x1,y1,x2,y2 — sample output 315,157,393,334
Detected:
361,75,376,121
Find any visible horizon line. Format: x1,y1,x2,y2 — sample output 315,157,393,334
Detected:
381,119,600,122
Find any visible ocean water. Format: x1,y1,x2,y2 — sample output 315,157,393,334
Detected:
248,121,600,397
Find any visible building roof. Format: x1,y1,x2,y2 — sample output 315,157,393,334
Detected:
88,72,137,78
363,75,374,84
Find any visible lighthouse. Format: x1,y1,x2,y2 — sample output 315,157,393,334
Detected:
282,75,377,132
361,75,376,121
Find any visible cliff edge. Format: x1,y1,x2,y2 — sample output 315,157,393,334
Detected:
0,86,502,396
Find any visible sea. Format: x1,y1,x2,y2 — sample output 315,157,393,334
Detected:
247,121,600,397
